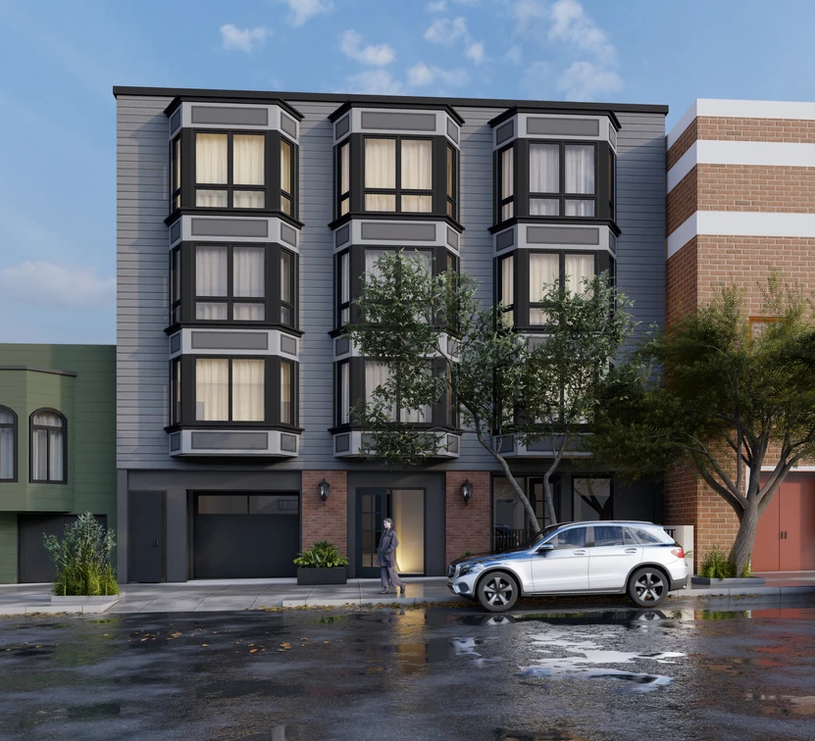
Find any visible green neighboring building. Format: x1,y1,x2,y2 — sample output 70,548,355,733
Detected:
0,344,116,583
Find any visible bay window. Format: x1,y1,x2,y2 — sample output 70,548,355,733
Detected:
363,137,433,213
528,252,597,326
195,358,265,422
499,146,514,221
528,142,596,217
500,254,515,326
364,361,431,424
280,360,295,425
447,145,457,219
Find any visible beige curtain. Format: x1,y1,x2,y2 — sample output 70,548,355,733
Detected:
565,253,595,295
501,255,514,305
196,133,227,184
233,304,264,321
401,139,432,189
365,361,396,421
233,246,265,298
232,359,265,422
196,359,229,421
529,142,559,193
280,361,293,424
401,195,432,212
365,138,396,188
501,147,514,199
233,134,264,185
280,140,292,192
565,144,595,194
196,246,227,297
529,253,559,325
365,194,396,212
340,142,350,194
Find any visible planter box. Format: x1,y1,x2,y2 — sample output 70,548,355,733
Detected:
51,593,125,604
691,576,766,587
297,567,346,586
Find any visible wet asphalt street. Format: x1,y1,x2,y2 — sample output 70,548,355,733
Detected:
1,598,815,741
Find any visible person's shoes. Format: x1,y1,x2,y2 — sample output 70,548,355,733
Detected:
399,586,407,595
380,588,389,594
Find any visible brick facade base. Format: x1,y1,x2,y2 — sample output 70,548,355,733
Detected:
445,471,491,567
301,470,348,558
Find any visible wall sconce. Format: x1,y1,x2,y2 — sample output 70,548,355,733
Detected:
318,478,330,505
461,479,473,505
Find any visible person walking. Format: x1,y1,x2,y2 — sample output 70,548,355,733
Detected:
376,518,406,595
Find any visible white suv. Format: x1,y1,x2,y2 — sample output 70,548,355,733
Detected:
448,521,688,612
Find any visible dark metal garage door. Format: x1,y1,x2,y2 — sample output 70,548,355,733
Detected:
18,514,107,583
193,493,300,579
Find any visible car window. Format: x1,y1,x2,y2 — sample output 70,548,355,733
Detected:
630,527,667,545
548,527,587,549
592,525,625,547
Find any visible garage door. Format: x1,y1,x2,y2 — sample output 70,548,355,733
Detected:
193,493,300,579
18,514,107,583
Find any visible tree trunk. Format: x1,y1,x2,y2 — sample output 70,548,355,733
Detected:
541,476,557,528
729,502,760,577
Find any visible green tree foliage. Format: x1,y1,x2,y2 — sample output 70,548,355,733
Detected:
348,250,635,532
43,513,118,596
591,275,815,575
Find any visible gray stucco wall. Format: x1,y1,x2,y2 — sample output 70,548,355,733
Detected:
116,95,665,475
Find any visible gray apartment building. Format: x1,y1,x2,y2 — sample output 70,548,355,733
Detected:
114,85,667,583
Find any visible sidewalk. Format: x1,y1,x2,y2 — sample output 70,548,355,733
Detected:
1,572,813,616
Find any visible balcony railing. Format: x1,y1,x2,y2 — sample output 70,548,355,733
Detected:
494,526,532,553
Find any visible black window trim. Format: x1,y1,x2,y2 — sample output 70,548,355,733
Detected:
527,139,599,219
0,405,17,482
29,408,67,485
362,134,435,215
495,143,515,225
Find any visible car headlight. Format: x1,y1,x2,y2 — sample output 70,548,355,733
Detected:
458,563,486,578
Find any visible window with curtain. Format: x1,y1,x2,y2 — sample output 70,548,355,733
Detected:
338,141,350,216
565,144,595,216
522,141,597,219
337,251,350,326
171,360,182,425
280,250,294,327
280,361,294,425
195,358,265,422
529,142,560,216
171,136,182,212
362,137,433,213
529,253,559,325
0,406,16,481
338,361,350,425
194,244,272,322
365,361,396,421
169,248,181,325
565,253,595,296
30,410,65,483
280,139,293,215
499,146,514,221
500,254,514,327
446,145,457,219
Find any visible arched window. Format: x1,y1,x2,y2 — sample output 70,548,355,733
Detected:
30,410,66,484
0,406,16,482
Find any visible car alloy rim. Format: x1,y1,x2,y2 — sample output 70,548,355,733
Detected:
484,576,513,606
635,571,665,602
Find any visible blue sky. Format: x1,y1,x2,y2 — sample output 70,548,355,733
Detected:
2,0,815,344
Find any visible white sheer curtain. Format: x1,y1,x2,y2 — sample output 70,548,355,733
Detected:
233,191,264,209
501,147,514,199
565,199,595,216
31,429,48,480
196,359,229,421
31,412,63,481
49,429,64,481
565,145,595,194
0,408,13,480
501,255,514,305
529,253,559,325
233,135,264,185
402,400,431,423
233,359,265,422
340,362,350,424
565,253,595,295
196,134,227,183
280,361,293,424
233,246,265,298
365,361,396,421
401,140,432,189
364,249,389,281
365,138,395,188
280,140,292,192
233,304,264,321
196,302,228,320
340,142,350,194
401,195,432,212
196,246,227,297
529,143,559,193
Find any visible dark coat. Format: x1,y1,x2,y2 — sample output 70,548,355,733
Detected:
376,528,399,568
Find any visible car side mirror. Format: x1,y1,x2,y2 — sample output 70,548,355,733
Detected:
536,543,554,554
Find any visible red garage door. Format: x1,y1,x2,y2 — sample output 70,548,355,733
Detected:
754,475,815,571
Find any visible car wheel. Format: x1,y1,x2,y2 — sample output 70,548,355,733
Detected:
477,571,519,612
627,567,668,607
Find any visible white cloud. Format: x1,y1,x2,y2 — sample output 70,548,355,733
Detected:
0,262,115,309
557,60,622,101
466,40,485,64
346,69,404,95
549,0,616,64
339,30,395,66
505,45,522,64
424,16,468,45
275,0,332,26
220,24,268,53
427,0,447,11
407,62,468,88
510,0,547,34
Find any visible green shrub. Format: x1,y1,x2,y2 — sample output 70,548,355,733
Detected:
293,540,349,569
43,513,119,596
698,546,751,579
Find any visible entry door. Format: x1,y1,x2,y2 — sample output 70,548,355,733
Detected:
528,478,559,530
129,491,165,583
358,489,387,578
754,476,815,571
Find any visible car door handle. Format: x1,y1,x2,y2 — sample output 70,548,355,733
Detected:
624,548,638,554
573,550,586,555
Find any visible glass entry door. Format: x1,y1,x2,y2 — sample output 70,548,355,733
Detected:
357,488,425,578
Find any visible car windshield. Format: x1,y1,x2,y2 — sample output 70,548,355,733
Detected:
505,525,560,552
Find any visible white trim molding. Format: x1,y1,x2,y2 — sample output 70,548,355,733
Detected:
668,211,815,258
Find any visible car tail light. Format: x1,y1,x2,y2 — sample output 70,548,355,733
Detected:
671,547,685,559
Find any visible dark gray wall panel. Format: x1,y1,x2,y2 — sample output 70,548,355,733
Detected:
190,105,268,126
190,331,268,350
280,112,297,138
446,118,459,143
496,230,514,250
335,225,350,247
360,222,436,242
190,218,269,238
280,335,298,355
169,221,181,243
446,227,459,249
496,120,514,145
190,431,269,450
360,111,436,131
527,226,599,245
280,223,297,246
526,117,599,137
335,115,350,139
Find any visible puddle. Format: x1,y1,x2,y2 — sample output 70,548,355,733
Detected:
66,702,121,720
747,693,815,715
498,731,590,741
519,665,672,693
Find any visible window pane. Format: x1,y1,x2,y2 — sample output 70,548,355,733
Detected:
548,527,587,549
501,202,514,221
198,495,248,515
233,359,265,422
574,478,612,520
233,303,265,321
234,246,265,298
565,254,595,296
447,200,455,218
32,429,48,480
529,253,559,303
565,199,595,217
173,360,181,424
233,134,265,185
32,411,63,427
340,142,350,194
196,246,227,297
280,140,292,193
196,359,229,421
364,249,389,281
593,525,625,547
340,362,350,425
195,189,228,208
365,138,396,189
529,143,559,193
172,138,182,191
171,250,180,307
501,148,514,199
280,361,293,425
340,196,350,216
447,146,454,198
281,251,292,304
401,195,433,212
365,361,396,421
530,198,559,216
196,302,228,320
281,306,293,326
0,427,13,480
49,430,64,481
281,194,293,215
565,145,595,194
340,253,350,304
196,133,227,184
250,495,299,515
233,191,265,209
501,255,514,306
401,139,432,190
365,193,396,212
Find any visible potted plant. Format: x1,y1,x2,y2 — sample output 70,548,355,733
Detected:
294,540,349,585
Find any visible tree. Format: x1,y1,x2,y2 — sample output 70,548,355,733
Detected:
346,250,635,534
590,276,815,576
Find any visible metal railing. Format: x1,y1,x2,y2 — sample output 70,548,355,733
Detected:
494,527,532,552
